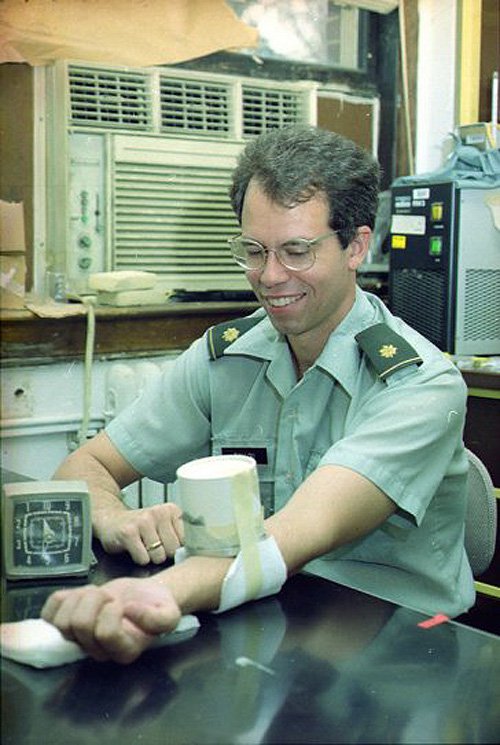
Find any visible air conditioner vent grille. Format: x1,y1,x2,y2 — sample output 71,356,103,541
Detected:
69,66,151,129
463,269,500,341
390,268,447,349
66,64,313,139
160,77,232,137
242,85,307,136
112,161,244,287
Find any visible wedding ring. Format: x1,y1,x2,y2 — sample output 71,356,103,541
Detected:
146,540,163,552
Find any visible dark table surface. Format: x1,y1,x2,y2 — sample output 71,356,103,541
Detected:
2,543,500,745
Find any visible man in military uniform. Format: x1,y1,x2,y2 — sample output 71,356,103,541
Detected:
42,127,474,664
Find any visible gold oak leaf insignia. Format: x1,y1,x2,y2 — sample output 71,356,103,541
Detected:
379,344,398,358
222,327,240,343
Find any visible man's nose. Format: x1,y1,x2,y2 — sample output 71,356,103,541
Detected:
257,250,290,285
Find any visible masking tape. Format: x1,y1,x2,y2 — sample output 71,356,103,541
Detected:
182,515,264,556
232,468,265,598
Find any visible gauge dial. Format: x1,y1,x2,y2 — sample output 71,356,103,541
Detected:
3,481,92,580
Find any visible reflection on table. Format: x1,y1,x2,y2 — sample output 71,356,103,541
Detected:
2,546,499,745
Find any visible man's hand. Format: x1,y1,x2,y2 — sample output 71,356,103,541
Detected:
52,431,185,566
96,503,184,566
41,577,182,664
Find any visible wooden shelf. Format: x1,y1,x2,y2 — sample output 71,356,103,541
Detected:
0,301,259,365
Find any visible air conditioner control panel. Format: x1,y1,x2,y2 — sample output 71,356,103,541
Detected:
68,133,106,291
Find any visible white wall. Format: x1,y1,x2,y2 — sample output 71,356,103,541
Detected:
415,0,457,173
1,353,180,506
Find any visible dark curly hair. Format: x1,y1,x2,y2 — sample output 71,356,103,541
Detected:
230,126,381,248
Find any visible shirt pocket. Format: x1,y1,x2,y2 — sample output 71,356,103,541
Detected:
212,436,276,516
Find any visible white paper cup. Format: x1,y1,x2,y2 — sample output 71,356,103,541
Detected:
176,454,265,557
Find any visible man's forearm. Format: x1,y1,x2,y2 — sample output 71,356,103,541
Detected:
54,449,129,534
153,555,232,615
52,429,142,538
52,432,185,563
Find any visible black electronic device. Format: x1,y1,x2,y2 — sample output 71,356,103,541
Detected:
389,181,500,354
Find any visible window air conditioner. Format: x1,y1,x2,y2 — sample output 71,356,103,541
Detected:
44,61,316,294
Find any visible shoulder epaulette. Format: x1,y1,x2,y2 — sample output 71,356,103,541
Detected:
207,316,262,360
355,323,423,380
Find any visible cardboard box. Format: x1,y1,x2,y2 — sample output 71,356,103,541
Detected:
0,201,26,254
1,254,26,308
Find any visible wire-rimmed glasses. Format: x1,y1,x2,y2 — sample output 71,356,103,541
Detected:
228,232,337,272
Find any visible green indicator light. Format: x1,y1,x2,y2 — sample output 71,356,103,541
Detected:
429,236,442,256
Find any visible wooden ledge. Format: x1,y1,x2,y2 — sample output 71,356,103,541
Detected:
1,301,259,364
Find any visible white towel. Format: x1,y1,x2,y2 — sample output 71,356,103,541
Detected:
0,615,200,668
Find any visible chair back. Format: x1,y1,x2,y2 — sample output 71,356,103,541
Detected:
464,448,497,577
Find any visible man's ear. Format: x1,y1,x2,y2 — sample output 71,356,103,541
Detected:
347,226,371,270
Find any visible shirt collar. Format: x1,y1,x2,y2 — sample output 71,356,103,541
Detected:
223,288,378,395
223,309,296,396
313,287,378,395
223,307,281,360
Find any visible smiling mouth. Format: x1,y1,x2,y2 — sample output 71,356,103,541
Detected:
264,294,305,308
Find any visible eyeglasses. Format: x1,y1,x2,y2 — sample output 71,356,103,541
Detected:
228,232,337,272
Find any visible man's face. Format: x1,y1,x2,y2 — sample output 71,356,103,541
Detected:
241,179,369,358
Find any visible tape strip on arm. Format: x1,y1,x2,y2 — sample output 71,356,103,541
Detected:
215,534,287,613
175,535,287,613
175,466,287,613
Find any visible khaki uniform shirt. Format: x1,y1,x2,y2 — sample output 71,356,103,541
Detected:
107,288,475,617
